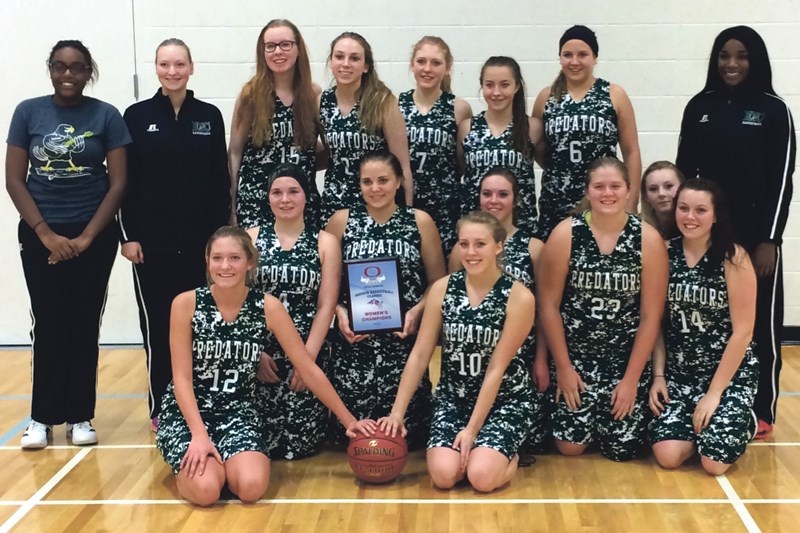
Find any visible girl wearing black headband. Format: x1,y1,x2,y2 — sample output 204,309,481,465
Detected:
246,163,340,459
532,24,641,240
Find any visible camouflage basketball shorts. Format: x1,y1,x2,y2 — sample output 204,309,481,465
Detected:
428,393,534,459
648,374,757,464
548,377,650,461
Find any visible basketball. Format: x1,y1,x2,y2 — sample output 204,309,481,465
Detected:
347,427,408,484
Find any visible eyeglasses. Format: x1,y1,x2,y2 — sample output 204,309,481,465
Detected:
263,40,296,53
48,61,90,75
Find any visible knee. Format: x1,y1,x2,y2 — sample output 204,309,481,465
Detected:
701,456,731,476
555,440,587,457
466,465,501,493
180,483,221,507
427,462,462,490
231,473,269,503
653,452,685,470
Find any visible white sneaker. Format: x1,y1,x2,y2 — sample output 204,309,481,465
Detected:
67,421,98,446
21,420,52,449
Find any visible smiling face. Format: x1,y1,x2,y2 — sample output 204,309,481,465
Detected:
49,47,92,105
269,176,306,221
330,37,368,87
586,165,629,215
156,44,193,94
675,189,716,241
206,236,255,288
457,222,503,275
480,65,518,112
644,168,681,216
411,43,448,91
559,39,597,84
264,25,298,75
359,159,401,210
718,38,750,88
479,173,516,224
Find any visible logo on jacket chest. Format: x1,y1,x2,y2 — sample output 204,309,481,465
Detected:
192,121,212,135
742,111,765,126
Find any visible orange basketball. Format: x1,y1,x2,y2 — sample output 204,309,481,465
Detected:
347,427,408,484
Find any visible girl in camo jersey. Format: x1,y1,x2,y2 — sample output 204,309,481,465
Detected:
246,163,340,460
532,25,641,240
380,211,536,492
399,36,472,254
649,179,758,475
448,168,548,452
326,150,445,449
229,19,321,229
538,157,667,461
458,56,543,235
156,226,373,506
319,32,413,226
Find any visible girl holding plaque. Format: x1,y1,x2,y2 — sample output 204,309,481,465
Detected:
379,211,536,492
246,163,340,459
325,150,445,448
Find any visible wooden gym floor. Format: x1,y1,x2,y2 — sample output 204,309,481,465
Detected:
0,347,798,532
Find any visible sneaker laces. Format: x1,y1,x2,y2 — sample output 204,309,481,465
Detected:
25,421,49,434
72,421,95,432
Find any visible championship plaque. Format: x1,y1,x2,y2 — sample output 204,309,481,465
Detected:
344,257,404,334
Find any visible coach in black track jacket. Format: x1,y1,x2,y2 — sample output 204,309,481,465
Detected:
677,26,795,432
119,41,230,425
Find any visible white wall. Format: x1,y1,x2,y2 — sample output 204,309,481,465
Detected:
2,0,800,344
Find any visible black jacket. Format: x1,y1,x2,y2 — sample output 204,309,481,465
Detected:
120,89,230,252
677,88,795,248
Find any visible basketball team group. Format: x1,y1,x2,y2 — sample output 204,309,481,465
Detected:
5,19,795,506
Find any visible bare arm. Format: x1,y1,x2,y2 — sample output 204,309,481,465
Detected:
454,97,473,126
528,116,545,169
380,277,448,436
456,118,471,178
266,294,373,436
305,230,341,359
531,87,551,169
383,100,414,205
610,84,642,213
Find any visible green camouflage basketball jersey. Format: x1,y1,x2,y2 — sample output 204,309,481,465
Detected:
319,88,387,225
538,79,619,239
563,214,641,379
665,239,758,385
253,225,321,361
462,112,537,233
399,90,459,251
501,229,536,366
156,286,267,470
439,271,533,402
253,225,327,459
331,203,432,448
236,96,319,228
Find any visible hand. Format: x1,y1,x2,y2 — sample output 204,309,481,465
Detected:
610,378,637,421
256,352,280,383
555,365,586,411
72,135,85,151
649,376,670,416
121,241,144,263
40,230,78,264
752,242,777,278
346,418,377,439
452,427,477,471
68,234,93,255
395,303,423,339
693,393,721,433
532,356,550,393
180,434,223,478
377,413,407,439
336,305,368,344
287,369,307,392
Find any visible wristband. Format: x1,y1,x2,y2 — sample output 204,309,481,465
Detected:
32,219,46,230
